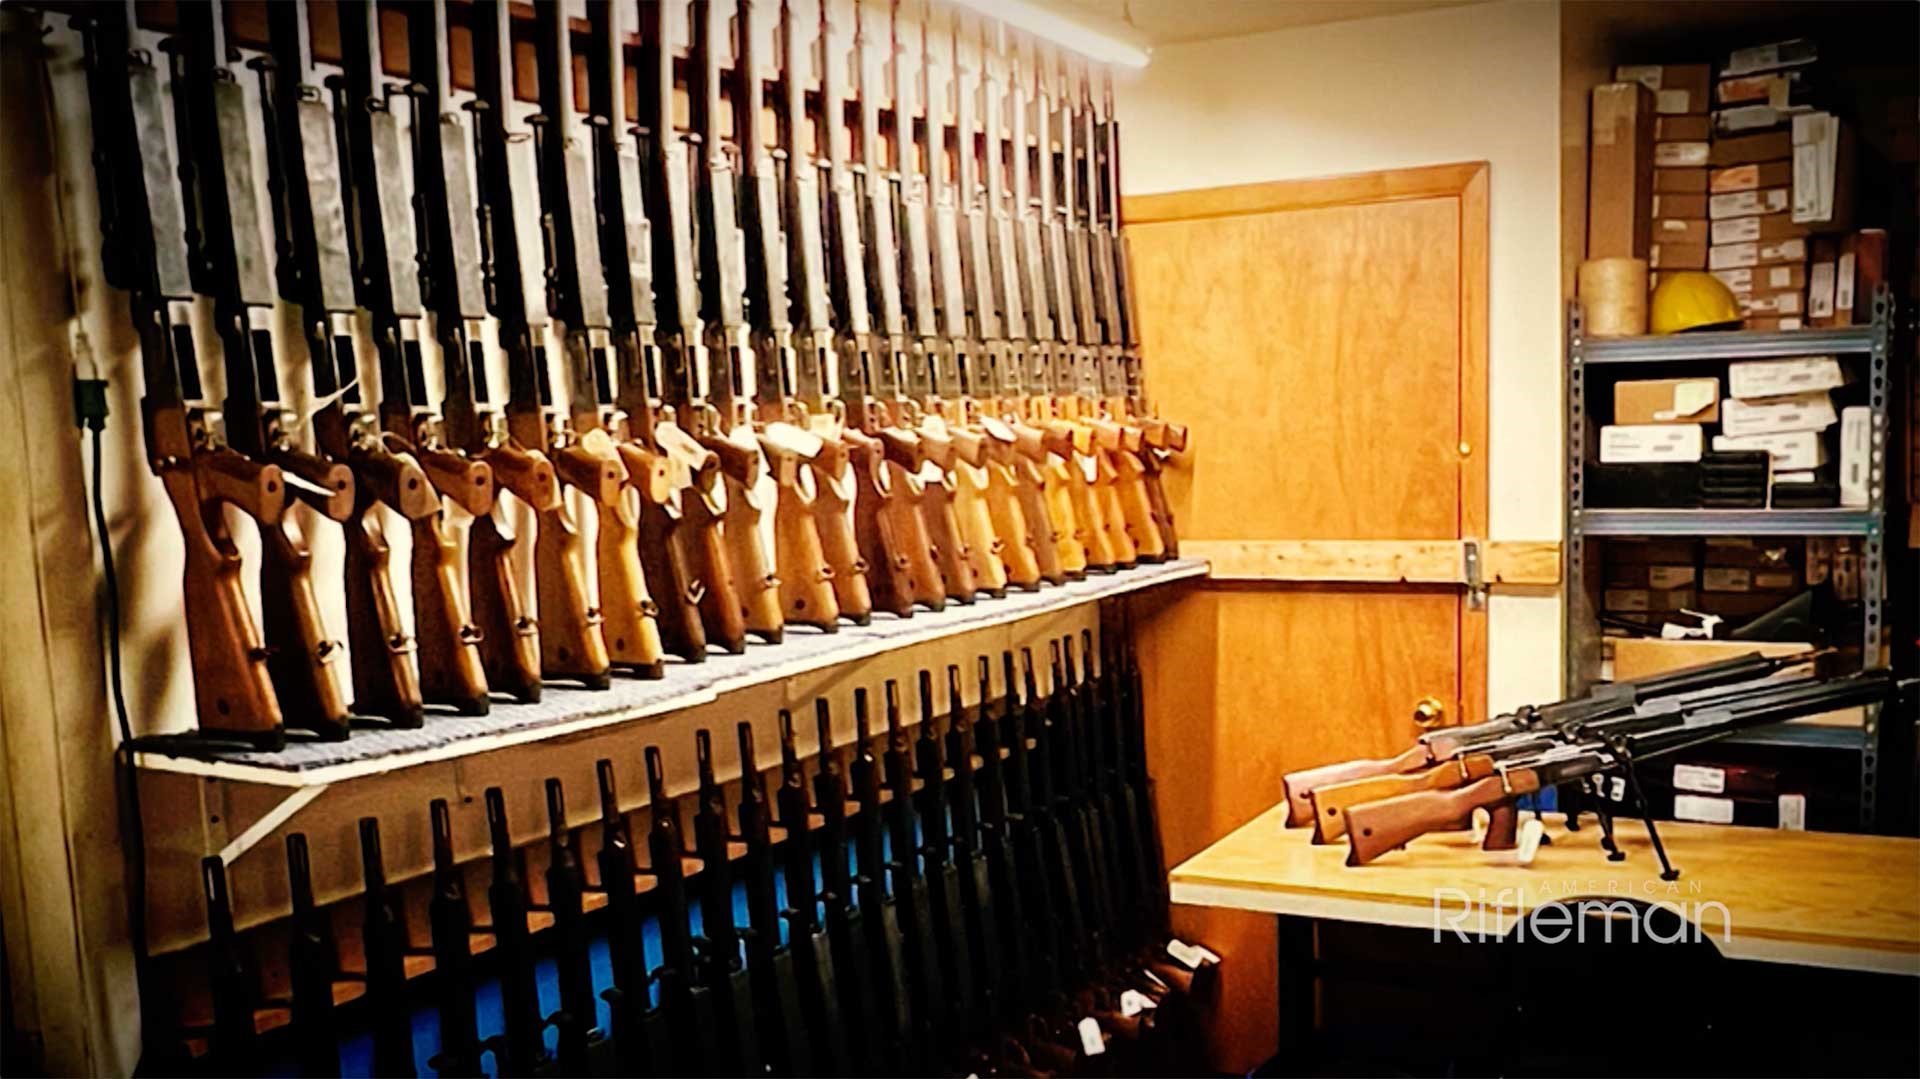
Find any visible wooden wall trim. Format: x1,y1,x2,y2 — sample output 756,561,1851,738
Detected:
1189,540,1561,587
1455,164,1493,722
1123,160,1490,224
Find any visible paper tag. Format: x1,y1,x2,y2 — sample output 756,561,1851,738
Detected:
1142,969,1170,991
1120,989,1158,1017
1609,777,1626,802
1674,794,1736,824
1835,252,1857,312
1166,939,1219,969
1516,818,1546,866
1778,793,1807,831
1673,763,1727,794
1078,1017,1106,1056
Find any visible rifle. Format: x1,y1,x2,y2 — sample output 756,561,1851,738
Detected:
973,654,1047,1017
579,0,711,664
943,664,1003,1042
200,856,261,1072
643,747,722,1073
1344,670,1899,869
914,5,1012,600
642,0,752,655
171,0,357,739
1079,70,1167,565
335,0,499,719
482,787,549,1075
1281,649,1819,827
801,703,888,1076
686,0,789,645
876,681,947,1067
73,9,284,746
1056,639,1116,971
951,13,1053,592
408,0,556,705
529,0,669,679
734,722,817,1075
780,0,876,626
913,670,976,1054
868,2,980,608
693,731,763,1076
358,817,417,1077
844,690,916,1071
1097,71,1181,557
540,779,601,1073
283,835,339,1077
263,0,456,729
470,0,613,687
424,802,483,1078
779,706,856,1067
594,759,665,1076
736,0,842,633
821,0,932,618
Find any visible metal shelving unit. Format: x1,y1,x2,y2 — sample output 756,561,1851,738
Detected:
1565,286,1893,828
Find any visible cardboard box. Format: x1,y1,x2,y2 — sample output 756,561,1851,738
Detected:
1727,356,1845,397
1708,237,1806,270
1715,104,1813,134
1712,263,1806,292
1792,112,1854,228
1606,538,1699,564
1588,83,1657,258
1721,392,1836,437
1653,192,1708,217
1601,424,1703,463
1744,316,1805,331
1654,141,1710,167
1603,563,1698,589
1708,187,1790,219
1709,129,1793,166
1717,69,1814,106
1656,115,1713,141
1702,566,1755,592
1828,229,1888,327
1752,568,1800,591
1652,218,1709,245
1603,588,1697,613
1723,38,1818,77
1614,378,1720,425
1710,161,1793,192
1713,431,1827,471
1737,290,1805,317
1616,63,1712,114
1653,167,1708,193
1709,212,1810,245
1650,243,1708,270
1839,405,1871,508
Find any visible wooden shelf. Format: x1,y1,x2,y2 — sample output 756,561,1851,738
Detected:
133,559,1207,789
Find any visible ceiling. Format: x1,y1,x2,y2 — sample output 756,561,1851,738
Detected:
1056,0,1484,46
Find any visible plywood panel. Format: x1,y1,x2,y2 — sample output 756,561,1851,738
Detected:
1190,539,1561,586
1130,196,1463,542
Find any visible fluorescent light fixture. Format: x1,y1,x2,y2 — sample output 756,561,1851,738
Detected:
948,0,1153,68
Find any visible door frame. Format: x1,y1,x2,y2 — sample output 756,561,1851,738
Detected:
1123,161,1493,721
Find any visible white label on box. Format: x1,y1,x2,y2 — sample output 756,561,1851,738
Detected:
1713,431,1828,471
1727,357,1845,398
1712,267,1753,291
1078,1017,1106,1056
1724,39,1817,77
1839,406,1871,507
1655,382,1718,421
1655,141,1709,167
1655,88,1694,114
1720,392,1836,437
1600,424,1704,463
1674,764,1728,794
1711,216,1762,245
1778,794,1807,831
1709,188,1790,219
1807,262,1836,318
1774,470,1816,484
1835,251,1857,313
1710,242,1757,270
1674,794,1736,824
1739,292,1804,316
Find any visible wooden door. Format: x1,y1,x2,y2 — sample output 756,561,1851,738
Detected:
1126,163,1491,1071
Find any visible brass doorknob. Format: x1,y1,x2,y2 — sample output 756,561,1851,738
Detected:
1413,696,1446,730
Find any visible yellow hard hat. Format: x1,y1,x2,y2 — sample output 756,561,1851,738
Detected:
1650,272,1741,334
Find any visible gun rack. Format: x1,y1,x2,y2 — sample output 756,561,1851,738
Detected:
135,557,1204,954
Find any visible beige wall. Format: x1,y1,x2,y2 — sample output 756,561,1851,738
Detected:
1114,0,1565,714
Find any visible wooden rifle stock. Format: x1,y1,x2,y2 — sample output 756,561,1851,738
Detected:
807,421,876,623
1282,743,1434,827
257,445,353,739
1108,444,1167,562
1006,441,1070,586
410,444,495,714
1310,755,1496,844
684,471,750,655
913,429,981,604
469,441,556,703
706,429,787,642
340,439,434,728
1138,445,1179,557
575,429,667,676
1344,770,1539,866
763,432,842,629
979,442,1044,590
629,426,710,661
848,429,920,617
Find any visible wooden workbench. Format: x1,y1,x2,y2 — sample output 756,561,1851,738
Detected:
1171,802,1920,975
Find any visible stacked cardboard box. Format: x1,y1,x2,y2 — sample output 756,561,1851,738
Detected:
1696,538,1803,619
1706,128,1806,324
1615,65,1710,269
1708,356,1870,506
1601,539,1701,626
